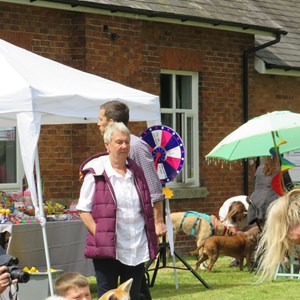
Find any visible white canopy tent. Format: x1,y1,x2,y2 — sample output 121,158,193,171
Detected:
0,38,161,295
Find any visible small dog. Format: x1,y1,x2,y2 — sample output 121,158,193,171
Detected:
170,211,230,251
195,226,260,272
99,278,133,300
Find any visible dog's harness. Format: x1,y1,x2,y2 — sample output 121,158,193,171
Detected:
203,213,217,236
180,211,214,237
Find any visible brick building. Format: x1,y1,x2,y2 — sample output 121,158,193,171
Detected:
1,0,300,252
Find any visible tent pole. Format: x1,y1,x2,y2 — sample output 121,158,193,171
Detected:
35,151,54,296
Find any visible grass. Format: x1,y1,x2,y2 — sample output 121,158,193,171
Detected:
87,256,300,299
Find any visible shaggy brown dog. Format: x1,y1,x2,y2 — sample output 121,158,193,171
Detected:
170,211,230,251
195,226,260,272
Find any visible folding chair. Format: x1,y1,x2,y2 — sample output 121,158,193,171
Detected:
274,255,300,279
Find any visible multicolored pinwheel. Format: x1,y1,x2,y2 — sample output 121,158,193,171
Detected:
269,132,296,196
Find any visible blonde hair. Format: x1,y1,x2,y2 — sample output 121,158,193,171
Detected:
55,272,89,297
224,201,247,223
256,189,300,282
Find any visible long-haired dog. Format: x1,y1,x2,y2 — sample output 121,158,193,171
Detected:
99,278,133,300
195,226,260,272
170,211,231,252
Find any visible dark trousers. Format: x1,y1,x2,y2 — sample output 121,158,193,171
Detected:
140,272,152,300
93,259,145,300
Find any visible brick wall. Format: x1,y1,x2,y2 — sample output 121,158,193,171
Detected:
1,2,300,253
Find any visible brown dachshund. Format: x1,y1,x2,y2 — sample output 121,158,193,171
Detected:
195,226,260,272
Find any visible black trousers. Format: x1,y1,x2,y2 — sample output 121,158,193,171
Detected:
140,272,152,300
93,259,145,300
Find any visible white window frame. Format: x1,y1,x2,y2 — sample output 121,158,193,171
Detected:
160,69,199,188
0,128,24,192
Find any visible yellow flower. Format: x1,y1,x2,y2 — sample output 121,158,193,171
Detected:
162,187,174,199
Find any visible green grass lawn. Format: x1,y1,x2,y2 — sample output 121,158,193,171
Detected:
88,256,300,299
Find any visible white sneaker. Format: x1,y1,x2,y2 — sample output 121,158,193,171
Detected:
200,262,208,270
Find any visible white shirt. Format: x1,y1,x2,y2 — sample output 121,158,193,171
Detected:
219,195,249,229
77,157,149,266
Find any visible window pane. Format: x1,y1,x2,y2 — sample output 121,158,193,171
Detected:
161,113,173,128
176,75,192,109
160,70,198,187
0,127,17,183
160,74,173,108
175,113,183,140
187,117,193,178
175,113,184,182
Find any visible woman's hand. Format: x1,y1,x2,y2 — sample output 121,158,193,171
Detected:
229,226,238,235
155,220,167,237
153,201,167,237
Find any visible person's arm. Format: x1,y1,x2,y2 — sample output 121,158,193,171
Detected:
130,136,167,236
130,136,164,203
153,201,167,237
77,172,96,235
78,211,96,236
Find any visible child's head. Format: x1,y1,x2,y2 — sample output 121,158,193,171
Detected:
55,272,91,300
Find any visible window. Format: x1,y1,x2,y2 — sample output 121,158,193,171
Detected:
160,70,199,187
0,127,23,190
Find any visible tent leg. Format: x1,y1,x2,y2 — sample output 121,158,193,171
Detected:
35,152,54,296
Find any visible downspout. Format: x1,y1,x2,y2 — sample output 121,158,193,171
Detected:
242,31,285,195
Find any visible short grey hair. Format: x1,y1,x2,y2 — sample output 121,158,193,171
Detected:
103,122,131,143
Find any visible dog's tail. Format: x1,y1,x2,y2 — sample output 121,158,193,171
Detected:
189,241,205,256
189,248,199,256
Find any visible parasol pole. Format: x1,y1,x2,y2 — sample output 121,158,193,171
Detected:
164,197,179,289
271,131,285,192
